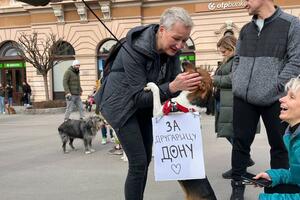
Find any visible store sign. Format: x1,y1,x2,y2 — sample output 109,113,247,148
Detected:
208,0,246,11
0,62,25,68
180,55,195,62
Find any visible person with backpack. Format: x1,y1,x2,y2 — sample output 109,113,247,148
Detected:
96,7,201,200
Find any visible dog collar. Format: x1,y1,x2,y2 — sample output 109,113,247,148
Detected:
162,100,195,115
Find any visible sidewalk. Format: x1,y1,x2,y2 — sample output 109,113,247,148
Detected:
0,113,269,200
13,105,66,114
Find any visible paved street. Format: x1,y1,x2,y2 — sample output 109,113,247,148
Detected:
0,112,270,200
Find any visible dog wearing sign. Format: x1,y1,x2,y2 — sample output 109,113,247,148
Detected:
144,61,217,200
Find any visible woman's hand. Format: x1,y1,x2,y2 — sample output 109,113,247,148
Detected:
254,172,271,181
252,172,271,188
169,72,202,93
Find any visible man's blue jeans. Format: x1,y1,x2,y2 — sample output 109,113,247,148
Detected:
64,95,84,120
0,96,4,113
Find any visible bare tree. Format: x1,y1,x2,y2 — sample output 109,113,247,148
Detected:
14,32,65,101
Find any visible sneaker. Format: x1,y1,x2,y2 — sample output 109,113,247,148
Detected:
223,158,255,179
230,180,245,200
248,158,255,167
222,169,232,179
90,149,96,153
108,148,123,155
85,150,92,154
101,138,107,145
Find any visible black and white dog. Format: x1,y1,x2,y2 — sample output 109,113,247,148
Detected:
145,62,217,200
58,116,103,154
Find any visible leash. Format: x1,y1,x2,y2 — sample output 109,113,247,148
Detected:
81,0,140,67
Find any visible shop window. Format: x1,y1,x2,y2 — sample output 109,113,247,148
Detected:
180,37,196,66
97,38,117,79
0,41,25,105
52,41,75,100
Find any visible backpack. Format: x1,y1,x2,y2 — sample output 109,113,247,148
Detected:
101,37,126,83
94,38,126,113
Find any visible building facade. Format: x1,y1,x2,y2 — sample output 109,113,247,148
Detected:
0,0,299,104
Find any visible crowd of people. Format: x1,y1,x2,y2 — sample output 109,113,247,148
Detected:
0,81,32,114
3,0,300,200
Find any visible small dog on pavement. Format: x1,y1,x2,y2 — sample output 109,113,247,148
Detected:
144,61,217,200
58,115,103,154
5,104,16,115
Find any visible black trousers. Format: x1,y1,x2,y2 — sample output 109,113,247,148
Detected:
231,97,289,181
115,108,153,200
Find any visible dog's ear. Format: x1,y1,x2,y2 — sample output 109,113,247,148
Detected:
187,68,213,105
85,119,94,129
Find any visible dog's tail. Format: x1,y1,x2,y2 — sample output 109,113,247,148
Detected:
178,178,217,200
144,82,162,116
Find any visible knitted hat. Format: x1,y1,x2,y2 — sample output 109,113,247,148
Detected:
72,60,80,66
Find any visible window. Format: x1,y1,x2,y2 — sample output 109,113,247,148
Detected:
54,41,75,56
180,37,196,66
52,41,75,100
98,39,117,54
224,30,234,36
97,38,117,79
0,41,21,57
184,38,195,51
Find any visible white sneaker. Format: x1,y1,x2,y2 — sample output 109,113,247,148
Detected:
101,138,107,145
85,150,92,154
111,137,116,143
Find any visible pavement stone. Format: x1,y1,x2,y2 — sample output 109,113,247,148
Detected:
0,112,270,200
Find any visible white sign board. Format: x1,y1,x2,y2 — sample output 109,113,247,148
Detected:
152,112,205,181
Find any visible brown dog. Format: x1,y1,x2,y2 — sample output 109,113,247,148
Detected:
5,104,16,115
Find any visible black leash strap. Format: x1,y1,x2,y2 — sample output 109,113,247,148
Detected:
81,0,139,66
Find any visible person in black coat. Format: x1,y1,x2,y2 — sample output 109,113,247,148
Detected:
5,83,13,107
22,81,32,107
97,7,201,200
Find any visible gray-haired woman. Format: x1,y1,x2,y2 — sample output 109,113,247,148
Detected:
97,7,201,200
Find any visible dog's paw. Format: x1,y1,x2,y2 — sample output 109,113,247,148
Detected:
144,82,157,91
121,155,128,162
144,86,150,91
